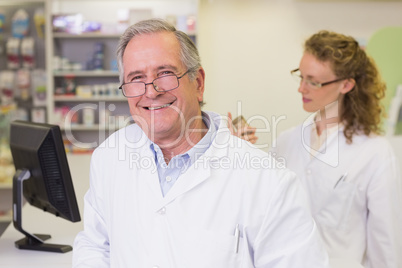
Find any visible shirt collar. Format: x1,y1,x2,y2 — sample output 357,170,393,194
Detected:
149,111,216,164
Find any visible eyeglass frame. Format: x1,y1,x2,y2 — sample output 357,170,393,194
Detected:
119,69,191,98
290,68,347,89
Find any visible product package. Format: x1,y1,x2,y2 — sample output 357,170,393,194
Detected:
31,69,46,106
31,108,46,123
0,71,16,106
16,69,31,100
0,11,5,33
34,8,45,38
6,38,20,69
63,75,76,95
21,37,35,68
12,9,29,38
76,85,92,98
52,13,83,34
82,108,95,126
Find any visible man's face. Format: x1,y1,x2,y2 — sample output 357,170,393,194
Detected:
122,32,205,143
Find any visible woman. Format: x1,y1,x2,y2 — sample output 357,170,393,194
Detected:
271,30,402,267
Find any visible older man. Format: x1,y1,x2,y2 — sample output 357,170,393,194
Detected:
72,19,328,268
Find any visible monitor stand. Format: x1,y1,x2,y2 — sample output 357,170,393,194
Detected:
12,169,72,253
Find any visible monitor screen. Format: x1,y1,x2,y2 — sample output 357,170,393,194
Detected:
9,120,81,253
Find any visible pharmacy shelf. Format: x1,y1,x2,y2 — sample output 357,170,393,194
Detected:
53,70,119,77
54,96,126,102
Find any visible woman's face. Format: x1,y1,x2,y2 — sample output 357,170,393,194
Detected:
297,52,346,114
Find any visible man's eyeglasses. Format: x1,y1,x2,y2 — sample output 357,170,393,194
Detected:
290,68,346,89
119,70,190,98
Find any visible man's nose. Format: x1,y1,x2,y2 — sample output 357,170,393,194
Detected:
144,82,163,98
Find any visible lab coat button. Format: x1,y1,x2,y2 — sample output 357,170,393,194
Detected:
166,176,172,182
306,169,312,175
152,266,159,268
158,207,166,215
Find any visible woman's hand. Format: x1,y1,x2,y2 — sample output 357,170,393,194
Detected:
227,112,258,144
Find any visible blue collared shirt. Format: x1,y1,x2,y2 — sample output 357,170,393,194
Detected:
150,112,216,196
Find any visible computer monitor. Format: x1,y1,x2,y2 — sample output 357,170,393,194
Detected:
9,120,81,253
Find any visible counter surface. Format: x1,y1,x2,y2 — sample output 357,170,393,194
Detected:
0,154,90,268
0,205,83,268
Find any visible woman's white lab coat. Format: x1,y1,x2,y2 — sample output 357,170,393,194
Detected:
73,112,328,268
271,117,402,268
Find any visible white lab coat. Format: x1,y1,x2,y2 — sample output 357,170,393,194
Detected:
73,112,329,268
271,117,402,268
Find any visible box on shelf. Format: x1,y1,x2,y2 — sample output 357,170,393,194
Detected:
82,108,95,126
52,13,84,34
31,107,46,123
76,85,92,98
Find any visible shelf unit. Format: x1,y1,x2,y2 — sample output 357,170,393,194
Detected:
53,70,119,77
0,0,51,224
54,95,126,102
47,31,131,152
0,0,49,121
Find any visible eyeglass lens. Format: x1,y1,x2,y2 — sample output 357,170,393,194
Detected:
291,71,302,84
122,75,179,97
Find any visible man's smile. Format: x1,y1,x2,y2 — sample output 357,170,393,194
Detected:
144,102,174,110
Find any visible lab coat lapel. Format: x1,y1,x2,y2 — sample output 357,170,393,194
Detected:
160,157,212,206
159,125,231,208
299,117,315,167
311,126,340,167
134,141,165,211
300,114,341,168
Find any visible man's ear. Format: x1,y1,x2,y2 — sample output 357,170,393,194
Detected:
340,78,356,94
195,67,205,103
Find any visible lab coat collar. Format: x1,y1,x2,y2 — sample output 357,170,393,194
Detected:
301,112,345,167
131,111,233,210
160,111,232,207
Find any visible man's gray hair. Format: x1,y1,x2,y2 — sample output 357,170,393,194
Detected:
116,18,201,85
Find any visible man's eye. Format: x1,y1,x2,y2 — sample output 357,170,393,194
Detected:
160,71,174,76
131,76,143,82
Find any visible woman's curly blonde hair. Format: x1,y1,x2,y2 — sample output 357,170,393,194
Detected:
304,30,386,143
